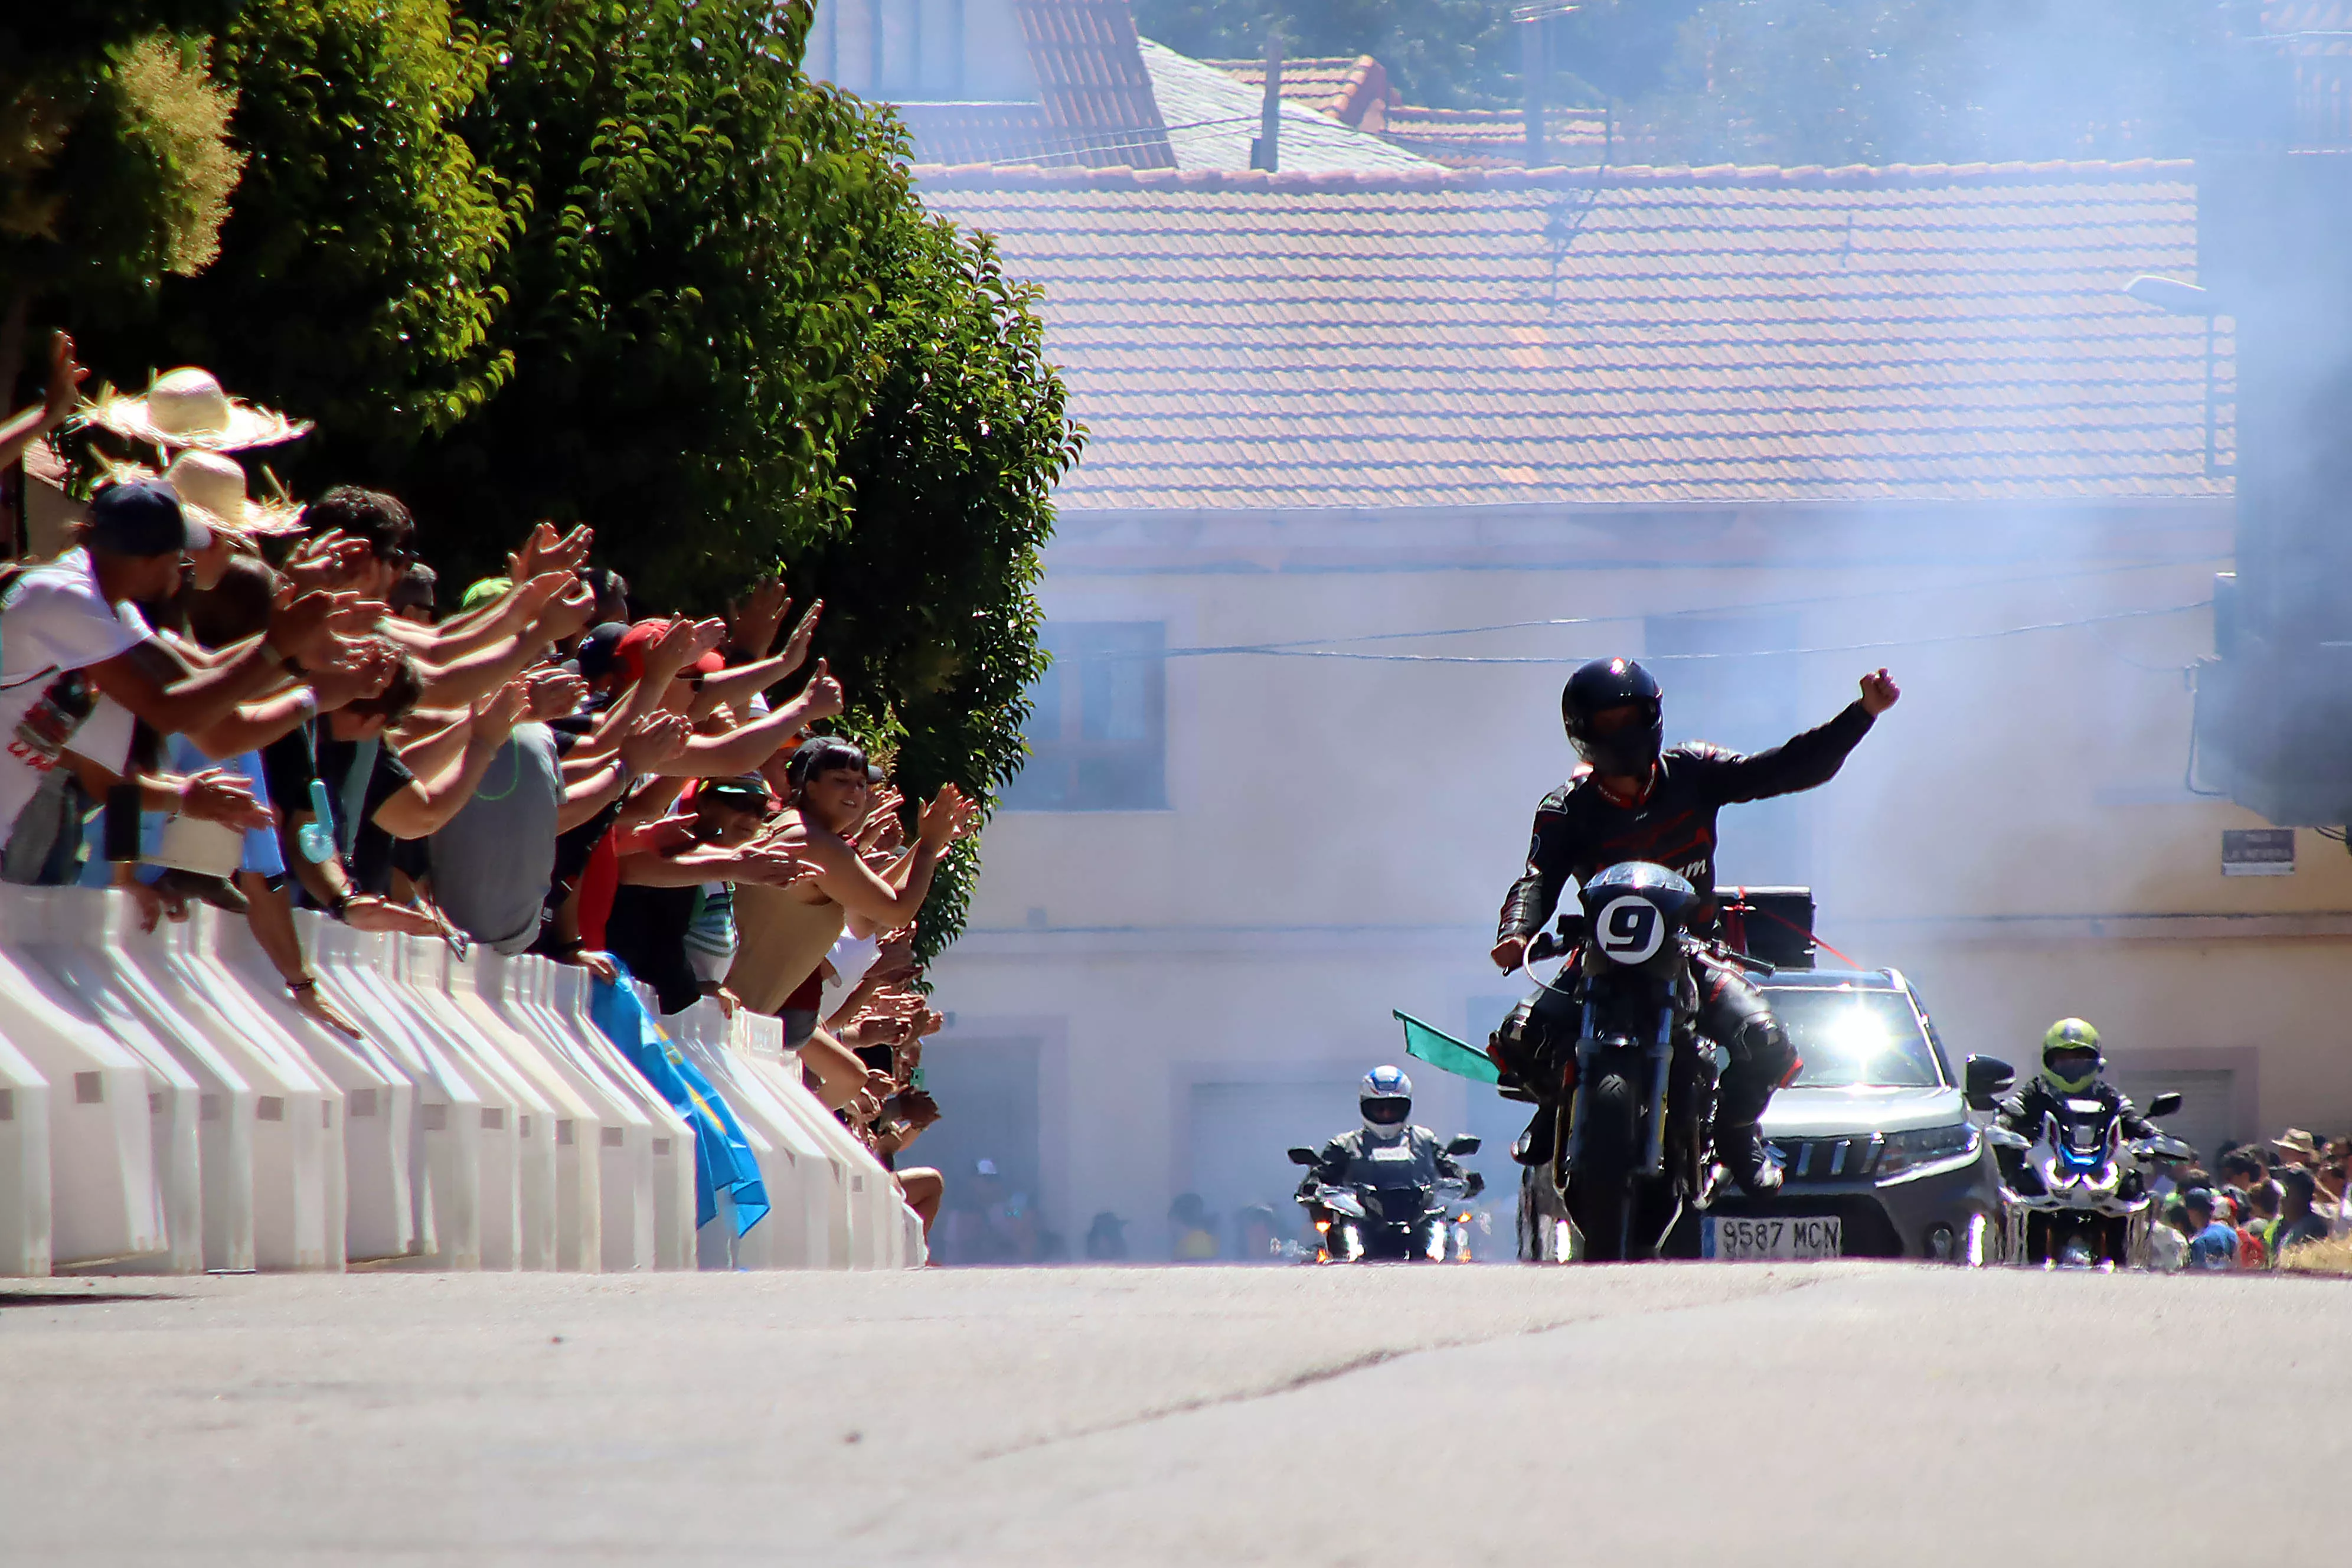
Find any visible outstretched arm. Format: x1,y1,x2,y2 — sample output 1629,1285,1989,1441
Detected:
1701,669,1899,806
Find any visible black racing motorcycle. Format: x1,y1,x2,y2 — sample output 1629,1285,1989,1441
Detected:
1287,1137,1485,1262
1500,861,1760,1262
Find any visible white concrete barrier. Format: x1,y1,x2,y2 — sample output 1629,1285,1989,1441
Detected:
0,887,923,1276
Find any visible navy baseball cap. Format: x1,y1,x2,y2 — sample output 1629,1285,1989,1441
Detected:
88,478,210,557
575,622,628,682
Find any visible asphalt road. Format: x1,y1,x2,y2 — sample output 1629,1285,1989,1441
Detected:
0,1263,2339,1565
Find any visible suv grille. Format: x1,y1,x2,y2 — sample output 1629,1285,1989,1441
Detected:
1770,1134,1882,1182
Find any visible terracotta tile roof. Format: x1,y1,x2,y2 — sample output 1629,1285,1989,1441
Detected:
897,103,1069,167
914,161,2230,514
1376,106,1611,168
1201,54,1390,124
1010,0,1175,169
1203,53,1612,166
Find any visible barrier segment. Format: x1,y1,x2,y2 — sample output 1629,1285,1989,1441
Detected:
0,888,927,1274
0,1032,51,1276
465,950,620,1272
159,910,342,1270
395,940,558,1271
308,923,473,1268
212,914,416,1265
668,1003,802,1270
486,954,658,1271
32,943,205,1276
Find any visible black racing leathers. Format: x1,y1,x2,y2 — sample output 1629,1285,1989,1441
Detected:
1498,700,1877,942
1493,701,1875,1175
1994,1079,2157,1145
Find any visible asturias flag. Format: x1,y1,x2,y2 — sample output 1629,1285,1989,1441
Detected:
590,963,770,1236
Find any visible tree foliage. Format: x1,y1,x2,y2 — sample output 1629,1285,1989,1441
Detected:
393,0,907,603
71,0,518,468
2,5,249,326
795,218,1079,959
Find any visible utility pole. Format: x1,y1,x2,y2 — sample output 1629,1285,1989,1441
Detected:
1252,32,1283,172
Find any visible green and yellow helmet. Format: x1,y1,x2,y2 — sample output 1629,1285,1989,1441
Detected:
2040,1018,2103,1093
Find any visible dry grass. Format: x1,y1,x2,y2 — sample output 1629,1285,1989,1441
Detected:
2276,1234,2352,1276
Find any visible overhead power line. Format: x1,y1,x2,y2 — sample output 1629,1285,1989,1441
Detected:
1155,600,2211,665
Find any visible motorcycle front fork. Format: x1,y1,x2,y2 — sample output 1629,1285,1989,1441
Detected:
1560,999,1676,1179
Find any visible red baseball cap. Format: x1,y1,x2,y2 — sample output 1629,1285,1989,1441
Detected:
613,619,725,687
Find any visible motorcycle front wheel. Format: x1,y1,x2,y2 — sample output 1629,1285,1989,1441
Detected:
1563,1070,1642,1261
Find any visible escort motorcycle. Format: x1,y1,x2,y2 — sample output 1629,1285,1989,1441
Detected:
1288,1136,1485,1262
1994,1089,2192,1268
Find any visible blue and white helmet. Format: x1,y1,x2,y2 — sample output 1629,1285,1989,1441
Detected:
1361,1065,1413,1134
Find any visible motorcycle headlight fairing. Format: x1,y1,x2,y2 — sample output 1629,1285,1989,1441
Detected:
1876,1121,1979,1182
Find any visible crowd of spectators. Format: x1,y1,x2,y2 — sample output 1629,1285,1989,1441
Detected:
2150,1127,2351,1271
0,339,965,1238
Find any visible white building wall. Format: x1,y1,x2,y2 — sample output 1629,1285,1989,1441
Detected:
928,507,2352,1256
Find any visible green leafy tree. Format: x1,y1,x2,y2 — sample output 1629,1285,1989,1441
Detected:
2,4,248,384
69,0,518,469
388,0,908,600
794,217,1080,958
395,0,1075,952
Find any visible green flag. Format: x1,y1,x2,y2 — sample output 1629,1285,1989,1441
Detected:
1394,1010,1500,1084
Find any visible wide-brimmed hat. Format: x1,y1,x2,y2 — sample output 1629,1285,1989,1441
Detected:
2273,1128,2321,1159
99,449,306,538
77,367,311,453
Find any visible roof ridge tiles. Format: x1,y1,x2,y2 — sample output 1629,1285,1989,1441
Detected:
910,158,2196,192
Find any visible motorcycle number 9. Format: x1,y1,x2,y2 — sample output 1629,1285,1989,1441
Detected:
1594,896,1665,964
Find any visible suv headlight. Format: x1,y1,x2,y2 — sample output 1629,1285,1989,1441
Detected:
1877,1121,1979,1180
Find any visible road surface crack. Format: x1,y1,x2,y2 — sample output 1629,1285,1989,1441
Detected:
969,1269,1836,1464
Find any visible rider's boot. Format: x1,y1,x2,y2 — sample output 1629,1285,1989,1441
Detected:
1717,1118,1783,1195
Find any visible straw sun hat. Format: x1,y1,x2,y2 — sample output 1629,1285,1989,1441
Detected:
100,449,307,543
76,367,312,453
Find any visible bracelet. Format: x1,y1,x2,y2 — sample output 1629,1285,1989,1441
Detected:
287,976,318,994
326,888,354,922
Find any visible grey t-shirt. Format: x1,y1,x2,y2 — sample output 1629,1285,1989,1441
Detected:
430,721,562,955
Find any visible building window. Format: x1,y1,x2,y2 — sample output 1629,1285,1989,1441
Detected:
1004,622,1167,811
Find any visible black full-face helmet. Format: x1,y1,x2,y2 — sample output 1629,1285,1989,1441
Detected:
1562,658,1665,776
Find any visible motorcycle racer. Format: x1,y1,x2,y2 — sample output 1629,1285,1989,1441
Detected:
1489,658,1900,1195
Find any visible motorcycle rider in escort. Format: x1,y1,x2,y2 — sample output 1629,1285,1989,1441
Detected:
1489,657,1901,1195
1993,1018,2159,1185
1296,1067,1481,1213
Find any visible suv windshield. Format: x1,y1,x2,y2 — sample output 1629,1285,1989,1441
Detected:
1762,985,1944,1089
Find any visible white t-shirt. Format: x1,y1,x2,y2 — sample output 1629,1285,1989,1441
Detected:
0,550,151,841
818,928,881,1017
